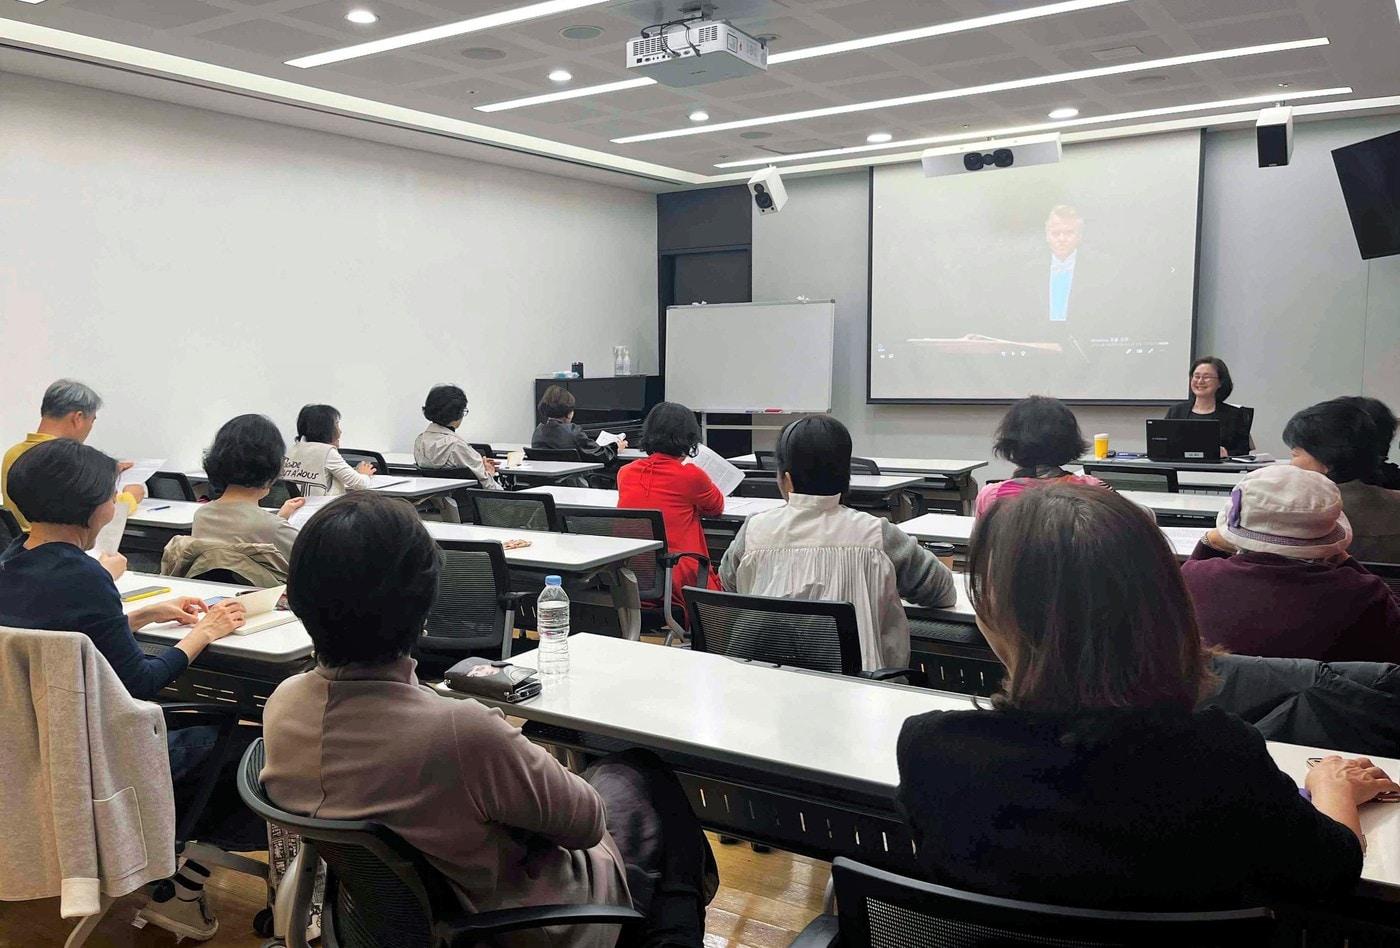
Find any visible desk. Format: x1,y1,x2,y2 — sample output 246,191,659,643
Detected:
123,500,201,566
897,514,1203,561
440,635,1400,918
366,474,476,499
732,454,986,514
1119,490,1228,526
1079,455,1275,474
521,485,786,523
496,460,604,484
490,442,647,462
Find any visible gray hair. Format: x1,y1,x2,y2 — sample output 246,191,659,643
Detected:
40,379,103,419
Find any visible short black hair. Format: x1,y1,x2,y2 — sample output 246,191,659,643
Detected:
423,385,468,428
288,492,442,667
204,414,286,492
538,385,576,420
1337,396,1397,463
640,401,701,458
296,404,341,444
777,415,852,496
7,438,118,527
1188,357,1234,403
1283,399,1380,484
992,396,1089,470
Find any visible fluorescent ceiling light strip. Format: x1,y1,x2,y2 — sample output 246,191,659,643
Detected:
713,88,1353,167
613,37,1330,143
766,0,1126,64
287,0,610,68
476,0,1127,112
477,77,656,112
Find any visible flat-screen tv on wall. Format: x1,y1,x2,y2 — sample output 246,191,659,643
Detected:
1332,128,1400,260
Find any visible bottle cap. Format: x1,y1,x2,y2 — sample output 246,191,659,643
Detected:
545,575,562,586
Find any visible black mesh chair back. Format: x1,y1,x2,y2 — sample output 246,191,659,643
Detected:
557,507,666,601
414,465,477,482
1238,407,1255,451
463,488,561,532
260,479,302,509
146,471,197,502
0,507,23,545
1082,464,1180,493
470,443,495,459
420,540,515,672
753,450,777,471
827,857,1273,948
850,457,881,475
525,447,584,463
683,587,860,677
339,449,387,475
191,568,256,586
1362,562,1400,600
733,476,782,499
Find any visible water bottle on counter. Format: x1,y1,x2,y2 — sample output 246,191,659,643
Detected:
537,575,570,678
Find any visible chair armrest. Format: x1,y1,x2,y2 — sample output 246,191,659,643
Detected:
440,904,644,946
861,667,926,686
660,551,711,570
789,913,840,948
499,591,536,612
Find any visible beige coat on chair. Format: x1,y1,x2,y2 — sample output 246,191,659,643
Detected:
161,536,288,588
0,627,176,918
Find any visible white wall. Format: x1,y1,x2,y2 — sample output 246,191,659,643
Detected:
753,115,1400,478
0,73,657,468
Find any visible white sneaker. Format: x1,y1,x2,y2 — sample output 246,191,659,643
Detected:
133,887,219,942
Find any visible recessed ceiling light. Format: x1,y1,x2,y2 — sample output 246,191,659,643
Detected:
613,37,1330,143
866,132,893,143
1277,81,1291,88
460,46,507,60
288,0,611,68
548,69,573,82
475,0,1129,112
1048,107,1079,119
345,9,378,25
14,0,49,4
560,25,604,40
689,110,710,122
711,87,1352,168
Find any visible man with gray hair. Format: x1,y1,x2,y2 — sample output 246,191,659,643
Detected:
3,379,144,533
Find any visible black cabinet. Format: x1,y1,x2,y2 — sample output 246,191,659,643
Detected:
534,376,663,432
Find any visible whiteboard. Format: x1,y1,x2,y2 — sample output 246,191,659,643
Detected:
665,301,835,413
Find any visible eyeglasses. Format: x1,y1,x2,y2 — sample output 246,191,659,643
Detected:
1191,374,1218,382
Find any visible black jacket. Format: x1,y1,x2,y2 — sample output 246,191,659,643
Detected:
1164,400,1253,456
896,705,1361,911
531,419,617,463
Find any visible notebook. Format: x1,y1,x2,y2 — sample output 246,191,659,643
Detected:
205,584,298,635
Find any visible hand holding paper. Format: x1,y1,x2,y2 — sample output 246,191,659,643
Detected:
684,444,746,496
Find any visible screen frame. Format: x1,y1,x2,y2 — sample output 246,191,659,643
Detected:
864,130,1205,406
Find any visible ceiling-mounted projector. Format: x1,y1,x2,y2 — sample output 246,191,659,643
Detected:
626,19,767,86
922,133,1063,178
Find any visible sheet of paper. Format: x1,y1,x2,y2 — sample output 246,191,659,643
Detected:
118,458,166,492
594,431,625,450
685,443,746,497
287,495,333,530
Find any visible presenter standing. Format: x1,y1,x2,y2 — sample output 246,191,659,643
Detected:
1164,357,1254,456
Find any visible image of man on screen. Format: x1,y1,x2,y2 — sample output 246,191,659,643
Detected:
1045,204,1082,324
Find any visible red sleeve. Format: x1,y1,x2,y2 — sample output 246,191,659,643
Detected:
686,465,726,517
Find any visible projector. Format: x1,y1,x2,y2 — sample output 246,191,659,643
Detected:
626,20,767,87
921,133,1063,178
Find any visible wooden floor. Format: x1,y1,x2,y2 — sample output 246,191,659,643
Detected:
0,835,827,947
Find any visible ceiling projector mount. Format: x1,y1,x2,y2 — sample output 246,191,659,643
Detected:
922,133,1064,178
625,2,769,87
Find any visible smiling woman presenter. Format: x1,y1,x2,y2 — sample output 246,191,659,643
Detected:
1164,356,1254,457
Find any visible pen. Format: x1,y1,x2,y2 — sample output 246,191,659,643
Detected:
146,505,171,512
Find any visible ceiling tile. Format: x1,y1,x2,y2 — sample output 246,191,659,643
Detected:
282,1,442,37
65,0,230,31
1016,5,1155,48
322,53,457,85
198,19,337,60
1165,0,1295,27
777,51,903,84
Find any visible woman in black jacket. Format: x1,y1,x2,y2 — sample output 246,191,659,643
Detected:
1164,356,1253,456
896,482,1395,911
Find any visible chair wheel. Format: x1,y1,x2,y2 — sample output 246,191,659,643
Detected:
253,907,274,937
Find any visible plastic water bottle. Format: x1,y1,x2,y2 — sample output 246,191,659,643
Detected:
537,576,570,678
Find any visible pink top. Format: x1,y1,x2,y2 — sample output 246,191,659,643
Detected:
974,474,1108,517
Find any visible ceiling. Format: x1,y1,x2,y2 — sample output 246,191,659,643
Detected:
2,0,1398,188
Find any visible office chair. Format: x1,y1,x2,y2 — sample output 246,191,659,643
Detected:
1082,463,1180,493
339,448,387,475
558,506,710,645
237,740,641,948
462,488,562,532
524,447,584,463
683,587,915,682
753,450,777,471
146,471,197,502
416,540,532,677
0,507,23,545
470,443,495,459
260,479,303,509
1361,562,1400,600
791,858,1273,948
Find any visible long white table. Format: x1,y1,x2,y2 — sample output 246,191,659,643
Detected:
898,513,1205,561
489,441,647,462
520,485,786,522
1119,489,1229,521
729,453,986,479
443,635,1400,908
1077,455,1276,474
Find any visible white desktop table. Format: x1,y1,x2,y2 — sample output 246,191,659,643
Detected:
490,441,647,462
497,460,605,483
128,499,201,530
521,485,786,522
729,454,986,480
897,514,1204,561
1118,489,1229,521
1078,455,1275,474
442,635,1400,905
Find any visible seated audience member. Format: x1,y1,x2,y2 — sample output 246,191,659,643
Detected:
1339,395,1400,490
0,438,257,939
2,378,145,534
180,414,303,580
1285,399,1400,563
718,415,956,671
1183,465,1400,663
898,482,1393,910
260,493,715,947
1164,356,1254,457
533,385,625,462
281,404,374,497
617,402,723,609
414,384,502,490
975,396,1106,516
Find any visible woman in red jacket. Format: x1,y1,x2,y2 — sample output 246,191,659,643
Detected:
617,402,725,610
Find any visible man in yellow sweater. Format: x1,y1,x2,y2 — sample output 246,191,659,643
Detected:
2,379,144,533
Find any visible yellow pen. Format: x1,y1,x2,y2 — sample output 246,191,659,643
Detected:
120,585,172,603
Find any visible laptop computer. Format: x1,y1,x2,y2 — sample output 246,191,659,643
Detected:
1146,419,1221,462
